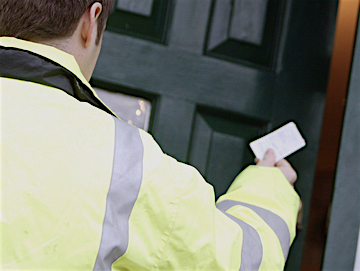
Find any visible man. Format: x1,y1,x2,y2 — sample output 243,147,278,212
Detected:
0,0,300,270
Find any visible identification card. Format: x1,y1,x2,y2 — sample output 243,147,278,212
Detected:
249,122,306,162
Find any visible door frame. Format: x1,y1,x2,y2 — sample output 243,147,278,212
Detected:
300,0,360,270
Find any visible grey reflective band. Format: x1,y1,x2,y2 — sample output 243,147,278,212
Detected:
93,117,144,270
218,209,263,271
217,200,290,259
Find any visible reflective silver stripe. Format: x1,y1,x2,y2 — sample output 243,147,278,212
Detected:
217,200,290,259
93,117,143,270
218,208,263,271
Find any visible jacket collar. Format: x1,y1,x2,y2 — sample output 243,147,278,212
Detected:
0,37,116,117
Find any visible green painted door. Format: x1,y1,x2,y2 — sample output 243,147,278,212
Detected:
92,1,338,270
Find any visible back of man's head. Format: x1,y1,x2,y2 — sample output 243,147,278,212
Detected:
0,0,114,44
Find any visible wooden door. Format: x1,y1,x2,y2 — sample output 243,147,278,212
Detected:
92,0,338,270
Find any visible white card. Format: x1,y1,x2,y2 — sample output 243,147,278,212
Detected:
250,122,306,162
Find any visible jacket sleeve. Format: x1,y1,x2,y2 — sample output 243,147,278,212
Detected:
112,129,300,271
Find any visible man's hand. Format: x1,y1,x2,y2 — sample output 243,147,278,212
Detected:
255,149,297,186
255,149,302,228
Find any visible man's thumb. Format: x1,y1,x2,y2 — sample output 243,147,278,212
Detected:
257,149,276,167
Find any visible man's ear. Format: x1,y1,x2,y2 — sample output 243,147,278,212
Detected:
81,2,103,48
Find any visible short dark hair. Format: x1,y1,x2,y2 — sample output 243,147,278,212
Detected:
0,0,114,44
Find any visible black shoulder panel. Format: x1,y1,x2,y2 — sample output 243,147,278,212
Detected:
0,46,115,117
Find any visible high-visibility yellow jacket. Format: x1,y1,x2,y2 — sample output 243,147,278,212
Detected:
0,37,300,270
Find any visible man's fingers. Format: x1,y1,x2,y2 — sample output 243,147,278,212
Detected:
255,150,298,185
256,149,276,167
275,159,298,185
275,158,291,168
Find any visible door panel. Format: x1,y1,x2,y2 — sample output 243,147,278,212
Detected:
151,97,195,161
168,0,212,53
93,0,338,270
188,108,267,198
206,0,284,68
106,0,172,43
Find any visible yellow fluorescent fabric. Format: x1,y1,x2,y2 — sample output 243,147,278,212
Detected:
112,130,300,271
218,166,300,270
1,78,115,269
221,166,300,242
1,37,301,270
112,130,243,270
